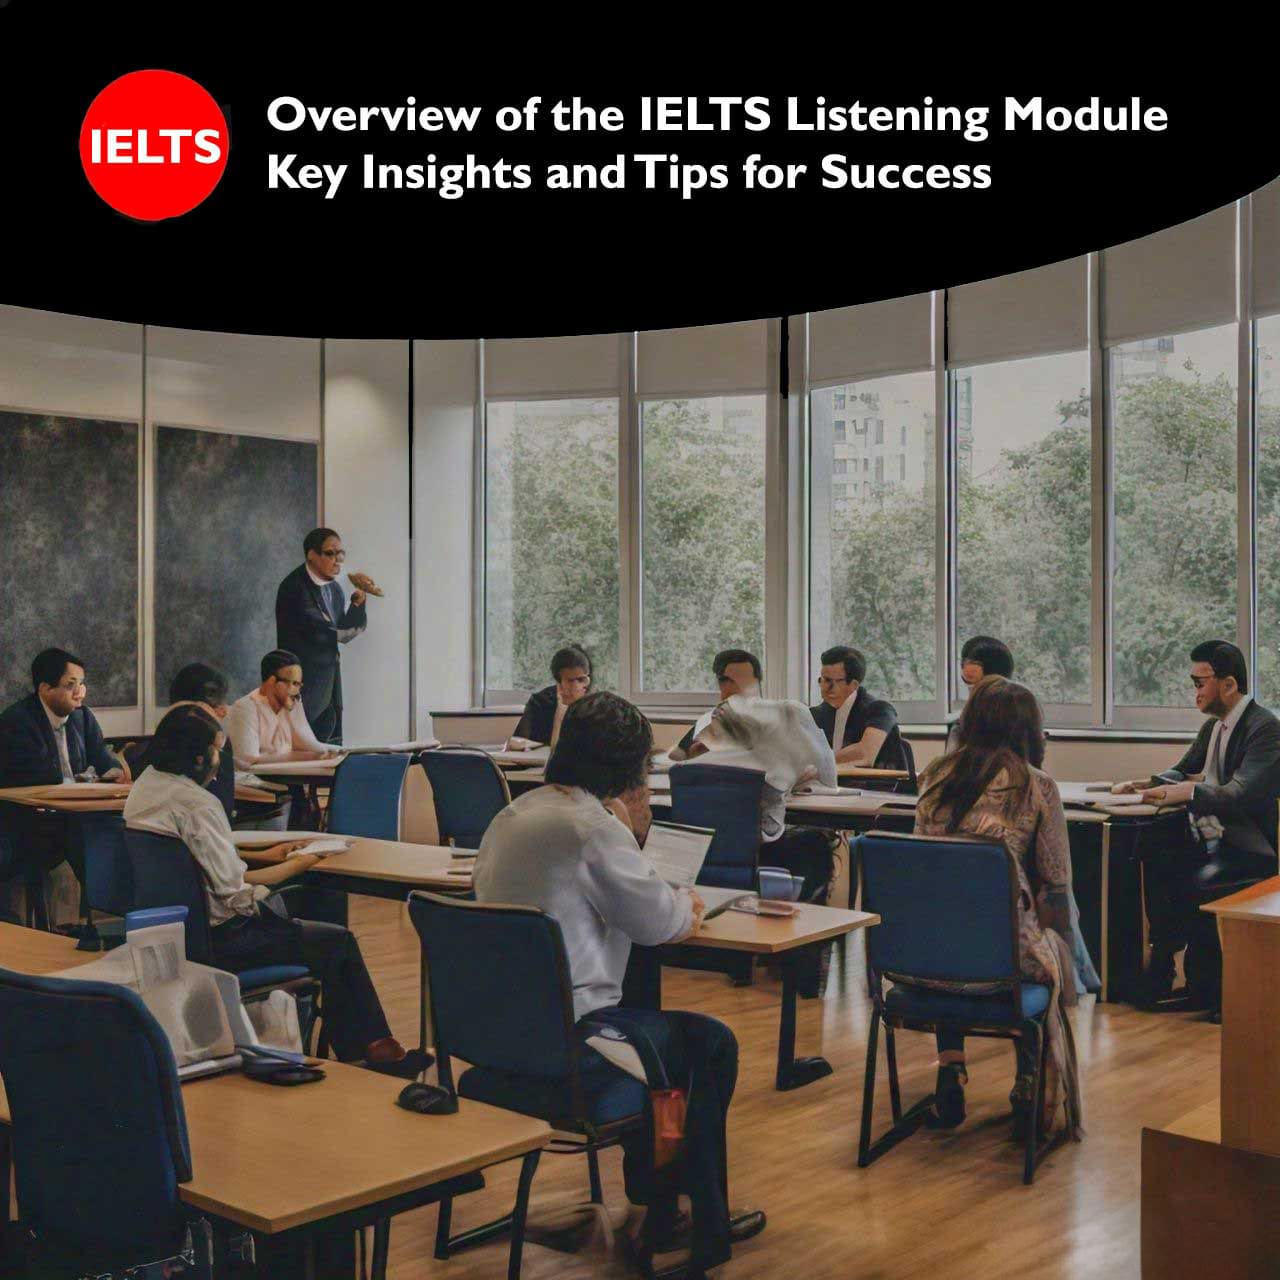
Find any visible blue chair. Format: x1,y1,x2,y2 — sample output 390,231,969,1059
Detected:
854,830,1059,1184
668,763,767,985
327,753,411,841
668,763,765,891
0,967,210,1276
124,829,318,1018
407,891,645,1273
418,749,511,849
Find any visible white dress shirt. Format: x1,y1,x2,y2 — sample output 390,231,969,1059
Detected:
124,767,268,925
225,690,326,768
1196,694,1252,843
474,786,693,1020
42,703,74,781
832,688,859,752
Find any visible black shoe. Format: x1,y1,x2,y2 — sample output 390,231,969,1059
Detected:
924,1063,967,1129
653,1209,767,1252
1133,987,1213,1014
362,1047,435,1079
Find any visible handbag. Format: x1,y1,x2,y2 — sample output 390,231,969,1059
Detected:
580,1012,689,1169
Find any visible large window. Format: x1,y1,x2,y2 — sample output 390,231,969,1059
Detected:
484,398,620,693
640,396,766,693
810,371,936,704
955,352,1091,706
1256,314,1280,706
1110,325,1238,709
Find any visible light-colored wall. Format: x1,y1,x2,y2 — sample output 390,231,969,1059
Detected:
323,339,412,746
412,341,477,730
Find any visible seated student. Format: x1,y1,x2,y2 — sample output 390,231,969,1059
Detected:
947,635,1016,751
668,649,762,761
507,644,593,749
1112,640,1280,1012
0,648,129,787
474,691,764,1274
224,649,336,769
809,645,905,768
124,704,408,1066
914,676,1097,1139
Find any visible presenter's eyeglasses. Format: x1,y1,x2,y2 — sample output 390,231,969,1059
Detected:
318,548,347,561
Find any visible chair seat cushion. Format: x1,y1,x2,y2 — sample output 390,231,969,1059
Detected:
458,1059,647,1131
885,981,1050,1025
238,964,310,990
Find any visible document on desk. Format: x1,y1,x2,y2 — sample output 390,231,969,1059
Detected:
644,821,714,888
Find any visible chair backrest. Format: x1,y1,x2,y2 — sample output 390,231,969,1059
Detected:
856,830,1021,988
668,763,766,891
898,737,918,793
0,967,191,1262
417,749,511,849
80,811,134,917
407,892,578,1085
327,753,411,841
124,829,214,965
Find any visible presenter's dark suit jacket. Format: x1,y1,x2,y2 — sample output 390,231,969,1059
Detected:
513,686,559,745
275,564,367,731
1161,699,1280,857
809,686,906,772
0,694,121,788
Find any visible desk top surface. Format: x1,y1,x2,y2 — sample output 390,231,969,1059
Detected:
682,900,878,954
0,925,549,1234
242,836,475,890
1202,875,1280,922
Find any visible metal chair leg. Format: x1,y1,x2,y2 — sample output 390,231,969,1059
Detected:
434,1198,453,1260
857,1008,880,1167
508,1150,542,1280
885,1025,903,1123
587,1145,604,1204
370,1218,391,1280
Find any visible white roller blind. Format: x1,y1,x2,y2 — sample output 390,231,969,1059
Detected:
1102,204,1237,345
484,334,621,399
637,319,770,396
808,292,933,385
1253,178,1280,316
948,258,1088,365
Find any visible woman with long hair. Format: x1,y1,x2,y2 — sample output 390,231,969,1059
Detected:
913,675,1097,1139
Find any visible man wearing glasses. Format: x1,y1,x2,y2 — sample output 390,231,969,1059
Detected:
224,650,336,768
275,528,368,744
809,644,905,770
1112,640,1280,1012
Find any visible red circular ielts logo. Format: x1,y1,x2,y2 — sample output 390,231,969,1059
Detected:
79,70,228,221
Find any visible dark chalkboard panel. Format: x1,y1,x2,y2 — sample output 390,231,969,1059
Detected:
154,426,317,703
0,410,139,708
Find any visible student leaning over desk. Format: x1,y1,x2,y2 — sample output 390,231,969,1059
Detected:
474,691,765,1277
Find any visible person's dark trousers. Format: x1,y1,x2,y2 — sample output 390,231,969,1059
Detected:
1138,822,1208,994
1184,844,1278,1005
3,808,81,928
936,1028,1037,1085
767,825,840,996
583,1007,738,1272
304,666,343,746
210,903,390,1060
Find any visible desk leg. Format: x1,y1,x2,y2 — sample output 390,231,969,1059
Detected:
776,950,834,1091
1101,821,1111,1002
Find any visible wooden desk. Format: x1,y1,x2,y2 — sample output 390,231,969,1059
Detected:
0,782,132,813
1203,875,1280,1157
835,763,909,782
0,924,549,1277
241,837,474,901
649,897,878,1091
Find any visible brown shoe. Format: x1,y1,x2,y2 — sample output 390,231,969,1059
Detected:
365,1036,408,1064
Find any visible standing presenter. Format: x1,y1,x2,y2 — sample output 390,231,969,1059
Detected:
275,527,381,745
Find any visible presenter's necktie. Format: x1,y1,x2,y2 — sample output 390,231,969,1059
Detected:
323,581,342,624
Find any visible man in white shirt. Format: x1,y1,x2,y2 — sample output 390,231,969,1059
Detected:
474,690,764,1271
224,649,336,769
668,649,763,761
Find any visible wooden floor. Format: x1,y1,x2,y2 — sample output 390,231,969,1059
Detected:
349,897,1220,1280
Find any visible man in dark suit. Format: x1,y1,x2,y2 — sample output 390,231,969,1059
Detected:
0,648,128,788
1114,640,1280,1011
275,527,368,745
809,644,906,771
